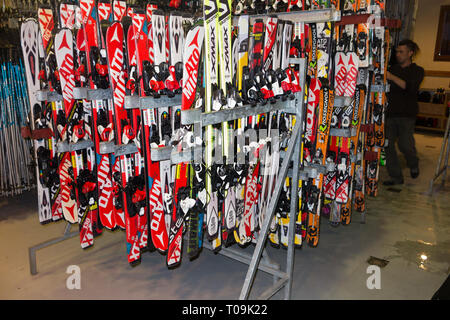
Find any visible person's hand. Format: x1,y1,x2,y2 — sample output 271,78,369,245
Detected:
386,71,393,80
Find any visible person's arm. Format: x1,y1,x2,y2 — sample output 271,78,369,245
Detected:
386,67,424,94
386,71,406,89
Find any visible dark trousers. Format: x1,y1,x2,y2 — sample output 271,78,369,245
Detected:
385,117,419,181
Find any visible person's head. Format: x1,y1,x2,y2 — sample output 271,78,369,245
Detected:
396,39,419,65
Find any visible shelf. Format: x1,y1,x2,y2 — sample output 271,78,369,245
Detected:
150,146,172,161
235,8,341,24
56,139,94,153
36,89,62,102
181,93,300,127
36,88,113,102
171,145,203,164
415,126,446,133
334,96,352,107
124,94,182,110
417,113,448,120
287,163,329,180
337,13,370,26
329,127,357,138
336,13,401,29
73,87,113,100
424,70,450,78
371,84,389,93
30,128,53,140
99,141,139,156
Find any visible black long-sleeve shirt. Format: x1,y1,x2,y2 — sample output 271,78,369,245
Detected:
386,63,424,118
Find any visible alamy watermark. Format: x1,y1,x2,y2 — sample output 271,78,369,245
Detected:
366,265,381,290
66,265,81,290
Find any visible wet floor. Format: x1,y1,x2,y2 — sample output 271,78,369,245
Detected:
0,132,448,300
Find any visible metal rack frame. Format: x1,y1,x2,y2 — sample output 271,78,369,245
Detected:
29,222,78,275
428,114,450,195
28,86,112,276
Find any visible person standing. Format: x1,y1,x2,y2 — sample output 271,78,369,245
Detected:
383,39,424,186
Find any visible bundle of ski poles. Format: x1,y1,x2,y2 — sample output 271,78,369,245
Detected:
19,0,393,267
0,48,35,197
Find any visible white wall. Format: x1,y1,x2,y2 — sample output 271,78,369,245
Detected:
412,0,450,89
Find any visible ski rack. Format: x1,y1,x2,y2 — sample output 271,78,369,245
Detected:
97,94,184,156
174,57,312,300
121,92,293,295
326,95,367,223
124,94,182,109
27,8,340,298
28,86,113,275
36,87,111,153
36,87,113,103
113,57,311,299
329,96,356,138
114,90,286,286
56,139,95,153
144,9,340,300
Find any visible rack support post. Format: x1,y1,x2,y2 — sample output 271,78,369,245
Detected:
28,222,78,275
428,114,450,195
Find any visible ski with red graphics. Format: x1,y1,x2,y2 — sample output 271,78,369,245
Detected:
21,19,54,224
37,5,69,225
182,22,206,260
79,0,114,238
132,8,154,255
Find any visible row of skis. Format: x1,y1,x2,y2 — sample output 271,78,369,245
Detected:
20,0,389,267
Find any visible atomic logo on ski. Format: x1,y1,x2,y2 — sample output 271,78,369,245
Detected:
182,27,204,109
58,28,71,49
98,158,114,225
149,178,168,251
107,24,126,108
60,155,77,223
57,33,75,109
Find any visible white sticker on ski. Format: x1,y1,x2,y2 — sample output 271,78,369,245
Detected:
152,11,166,66
169,13,183,66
